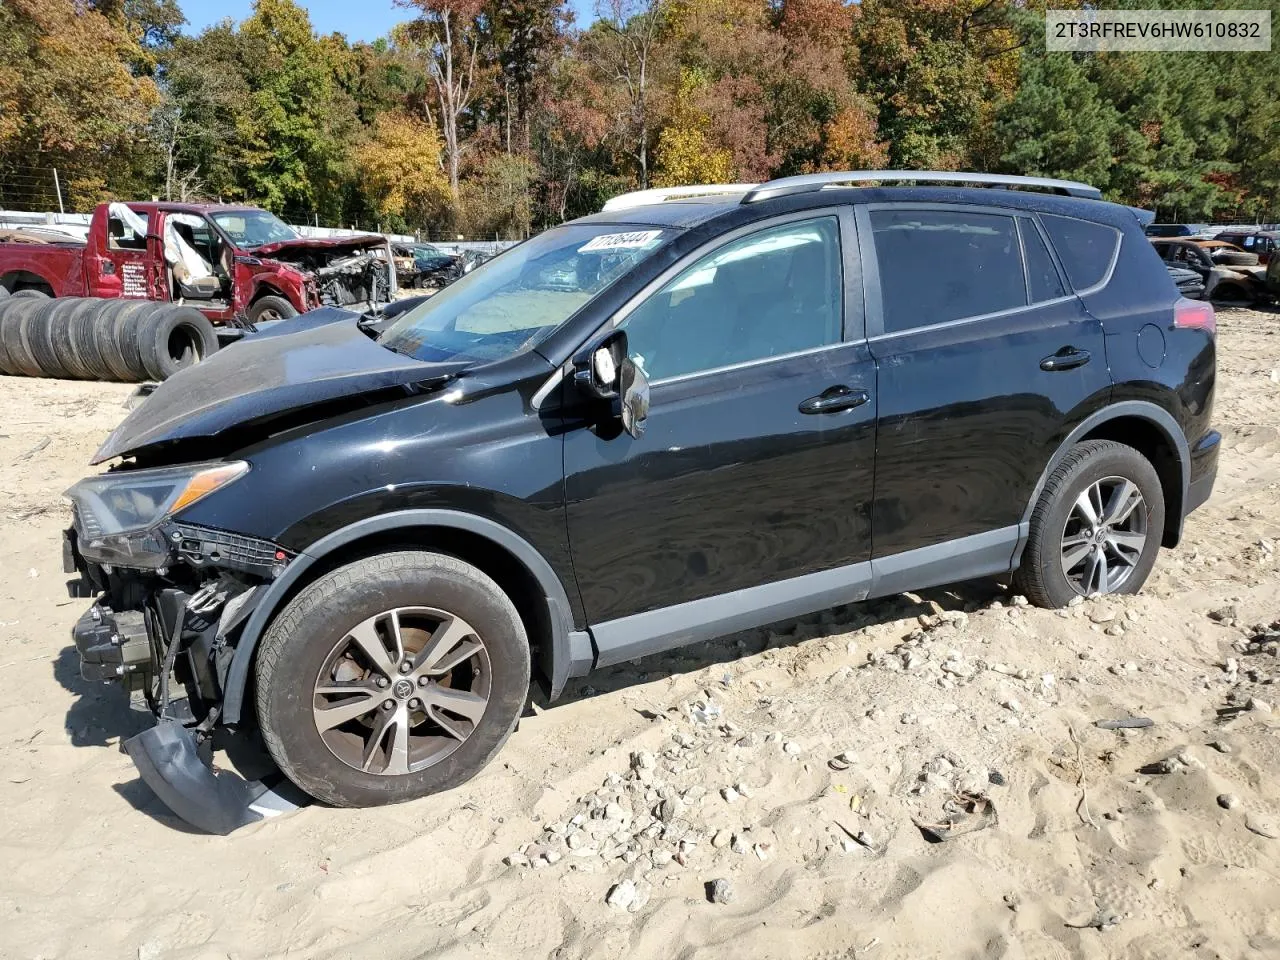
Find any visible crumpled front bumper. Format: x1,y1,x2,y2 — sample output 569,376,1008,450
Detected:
66,535,306,834
122,720,304,835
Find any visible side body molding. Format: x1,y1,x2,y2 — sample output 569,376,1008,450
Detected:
219,509,592,725
1012,399,1190,564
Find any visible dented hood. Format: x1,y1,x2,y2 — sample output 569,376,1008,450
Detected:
253,233,386,257
92,311,467,464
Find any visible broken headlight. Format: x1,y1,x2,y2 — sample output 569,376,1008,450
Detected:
66,462,248,569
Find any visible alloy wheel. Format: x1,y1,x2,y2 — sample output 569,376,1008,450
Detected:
311,606,491,776
1059,476,1148,595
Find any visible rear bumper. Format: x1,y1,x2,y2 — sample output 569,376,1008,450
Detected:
1186,429,1220,516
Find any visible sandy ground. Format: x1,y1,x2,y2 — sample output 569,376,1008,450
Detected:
0,308,1278,960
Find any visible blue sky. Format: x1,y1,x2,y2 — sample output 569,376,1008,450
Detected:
179,0,596,42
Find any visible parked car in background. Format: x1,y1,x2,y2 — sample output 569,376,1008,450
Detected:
1151,238,1268,304
0,202,397,324
62,170,1218,833
1167,265,1205,299
1214,230,1279,265
1145,223,1214,239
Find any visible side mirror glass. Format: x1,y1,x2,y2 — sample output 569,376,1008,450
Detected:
576,331,628,399
618,357,649,439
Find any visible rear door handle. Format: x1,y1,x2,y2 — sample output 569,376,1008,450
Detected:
799,386,869,415
1040,347,1091,372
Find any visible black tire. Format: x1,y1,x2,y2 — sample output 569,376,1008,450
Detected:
112,300,164,381
256,551,530,807
30,298,74,378
1015,440,1165,608
48,299,91,379
0,304,15,375
248,295,298,324
88,300,132,381
1212,250,1259,267
69,299,118,381
12,299,51,378
138,306,218,380
10,288,50,300
0,302,38,376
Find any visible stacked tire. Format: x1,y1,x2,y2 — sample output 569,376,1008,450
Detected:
0,296,218,381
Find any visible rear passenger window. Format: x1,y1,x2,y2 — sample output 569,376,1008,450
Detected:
870,209,1026,333
1020,220,1066,301
1040,214,1120,291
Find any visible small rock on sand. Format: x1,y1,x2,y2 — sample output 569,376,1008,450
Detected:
606,879,637,909
1217,793,1241,810
707,878,735,904
1245,815,1279,840
1248,697,1273,714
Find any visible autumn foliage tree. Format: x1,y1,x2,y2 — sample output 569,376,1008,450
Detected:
355,111,450,229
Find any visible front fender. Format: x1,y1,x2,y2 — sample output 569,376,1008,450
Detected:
219,509,592,725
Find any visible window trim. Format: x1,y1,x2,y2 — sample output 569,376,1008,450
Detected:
1018,215,1070,303
584,206,862,387
858,201,1049,340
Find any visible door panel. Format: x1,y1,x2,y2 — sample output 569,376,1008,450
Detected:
563,211,876,626
860,204,1111,558
565,343,877,624
99,208,164,301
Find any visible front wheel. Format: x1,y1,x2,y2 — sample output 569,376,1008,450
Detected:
1015,440,1165,608
247,294,298,325
255,551,530,807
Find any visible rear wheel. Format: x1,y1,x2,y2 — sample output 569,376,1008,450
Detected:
1015,440,1165,608
255,551,530,807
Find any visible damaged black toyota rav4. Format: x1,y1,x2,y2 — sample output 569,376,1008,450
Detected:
64,172,1219,833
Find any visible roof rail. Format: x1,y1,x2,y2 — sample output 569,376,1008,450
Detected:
742,171,1102,204
602,184,758,212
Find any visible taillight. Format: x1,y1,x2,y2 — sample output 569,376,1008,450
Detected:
1173,298,1215,335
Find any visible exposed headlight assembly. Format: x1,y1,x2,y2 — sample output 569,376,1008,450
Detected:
66,462,248,569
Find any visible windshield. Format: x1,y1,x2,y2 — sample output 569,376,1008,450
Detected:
210,210,300,248
378,224,671,363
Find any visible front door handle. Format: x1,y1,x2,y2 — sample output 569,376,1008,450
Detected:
799,386,870,415
1040,347,1092,372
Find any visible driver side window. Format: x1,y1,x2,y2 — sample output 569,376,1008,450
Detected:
618,217,843,382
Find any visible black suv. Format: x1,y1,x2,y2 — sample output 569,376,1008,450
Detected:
64,171,1219,832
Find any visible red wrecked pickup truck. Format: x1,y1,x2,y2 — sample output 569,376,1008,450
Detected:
0,202,397,324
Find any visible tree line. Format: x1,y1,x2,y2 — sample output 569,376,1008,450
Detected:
1,0,1276,239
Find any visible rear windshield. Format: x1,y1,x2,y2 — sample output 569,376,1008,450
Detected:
378,225,671,363
1041,214,1121,291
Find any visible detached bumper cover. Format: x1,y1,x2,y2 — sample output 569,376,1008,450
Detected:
123,720,307,835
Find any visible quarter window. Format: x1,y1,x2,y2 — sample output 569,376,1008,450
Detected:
1040,214,1120,291
870,209,1026,334
1021,219,1066,302
619,217,843,381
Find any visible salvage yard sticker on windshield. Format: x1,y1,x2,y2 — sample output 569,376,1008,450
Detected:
579,230,663,253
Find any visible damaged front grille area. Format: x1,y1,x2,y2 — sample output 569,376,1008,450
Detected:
315,253,393,308
169,523,292,578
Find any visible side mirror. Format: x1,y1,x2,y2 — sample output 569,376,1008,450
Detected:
575,330,649,439
618,356,649,439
